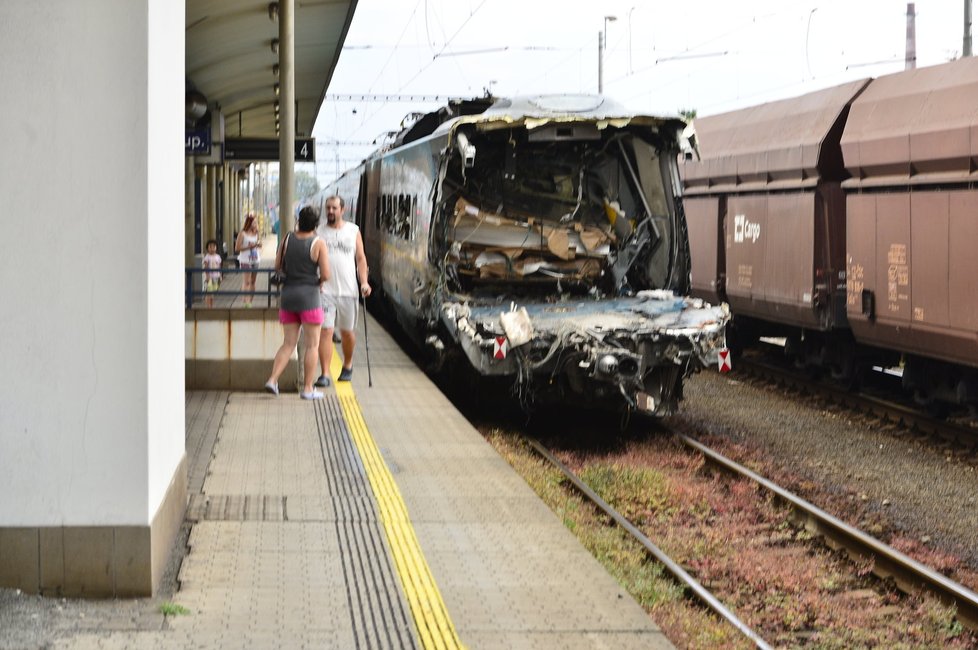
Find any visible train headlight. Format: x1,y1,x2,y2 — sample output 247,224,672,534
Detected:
596,354,619,376
456,132,476,168
618,357,639,376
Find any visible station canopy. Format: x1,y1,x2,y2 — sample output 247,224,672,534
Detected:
186,0,358,138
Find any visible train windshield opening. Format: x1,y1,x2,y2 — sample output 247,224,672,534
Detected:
436,125,679,298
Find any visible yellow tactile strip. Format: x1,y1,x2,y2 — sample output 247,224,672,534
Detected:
330,353,465,650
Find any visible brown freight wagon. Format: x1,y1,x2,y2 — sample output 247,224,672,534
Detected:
682,79,869,368
683,57,978,407
842,56,978,402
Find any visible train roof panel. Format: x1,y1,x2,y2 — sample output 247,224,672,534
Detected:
841,56,978,186
683,78,869,194
484,94,627,117
429,94,686,137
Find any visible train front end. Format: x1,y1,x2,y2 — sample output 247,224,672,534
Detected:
426,95,729,415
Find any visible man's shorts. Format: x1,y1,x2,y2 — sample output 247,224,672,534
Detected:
279,308,324,325
321,294,358,331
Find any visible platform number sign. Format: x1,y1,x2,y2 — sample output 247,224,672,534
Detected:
718,349,732,373
224,138,316,162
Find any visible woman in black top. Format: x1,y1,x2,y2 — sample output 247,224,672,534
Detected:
265,206,330,399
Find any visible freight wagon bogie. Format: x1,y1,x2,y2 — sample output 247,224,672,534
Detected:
734,318,866,386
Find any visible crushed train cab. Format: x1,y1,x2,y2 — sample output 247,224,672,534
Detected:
319,94,729,416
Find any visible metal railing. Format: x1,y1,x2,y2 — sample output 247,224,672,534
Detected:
185,267,280,309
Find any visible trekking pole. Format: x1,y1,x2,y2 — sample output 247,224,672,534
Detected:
361,294,373,387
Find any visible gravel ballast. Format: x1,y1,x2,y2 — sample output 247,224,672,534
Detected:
673,370,978,572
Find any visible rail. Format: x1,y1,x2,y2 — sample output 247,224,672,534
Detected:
184,267,280,309
677,432,978,632
527,438,773,650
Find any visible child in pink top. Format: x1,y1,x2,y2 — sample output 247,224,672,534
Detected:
203,239,223,308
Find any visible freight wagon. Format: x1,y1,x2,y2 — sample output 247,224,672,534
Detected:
684,56,978,410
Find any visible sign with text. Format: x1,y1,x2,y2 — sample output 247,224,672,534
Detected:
185,127,211,155
224,138,315,162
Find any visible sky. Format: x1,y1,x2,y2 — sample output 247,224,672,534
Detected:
306,0,967,186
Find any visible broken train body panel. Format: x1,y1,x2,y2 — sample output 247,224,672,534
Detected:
316,95,728,415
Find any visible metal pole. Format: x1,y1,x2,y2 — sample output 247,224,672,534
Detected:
361,296,372,388
599,16,616,94
628,6,635,74
597,31,603,93
966,0,973,57
905,3,917,70
279,0,295,235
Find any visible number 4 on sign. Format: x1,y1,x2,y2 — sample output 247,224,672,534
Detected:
718,349,732,373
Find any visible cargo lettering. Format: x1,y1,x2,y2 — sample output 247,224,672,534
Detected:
737,263,753,289
733,214,761,243
886,243,909,313
846,259,865,307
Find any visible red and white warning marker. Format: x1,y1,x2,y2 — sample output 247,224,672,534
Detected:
718,348,732,373
493,336,508,360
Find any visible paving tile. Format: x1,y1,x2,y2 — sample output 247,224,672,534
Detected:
351,315,671,646
81,321,671,648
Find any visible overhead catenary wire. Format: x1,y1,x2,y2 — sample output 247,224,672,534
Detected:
514,44,586,95
349,0,489,139
433,4,476,95
614,4,910,115
362,0,425,96
603,10,779,88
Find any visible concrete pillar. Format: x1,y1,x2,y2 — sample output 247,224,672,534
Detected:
196,165,207,257
0,0,186,597
235,171,242,242
206,164,218,243
223,163,234,257
227,167,236,248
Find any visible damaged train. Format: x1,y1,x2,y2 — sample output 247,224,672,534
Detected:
313,94,728,415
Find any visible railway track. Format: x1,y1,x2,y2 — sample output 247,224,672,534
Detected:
527,431,978,641
527,438,773,650
736,355,978,451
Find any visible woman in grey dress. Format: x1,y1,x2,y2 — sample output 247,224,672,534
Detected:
265,206,331,399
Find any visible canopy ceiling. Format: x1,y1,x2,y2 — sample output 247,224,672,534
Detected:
186,0,358,138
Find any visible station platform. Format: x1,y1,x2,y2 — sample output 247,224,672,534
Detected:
61,313,673,649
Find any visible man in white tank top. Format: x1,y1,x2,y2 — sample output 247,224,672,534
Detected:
316,196,371,386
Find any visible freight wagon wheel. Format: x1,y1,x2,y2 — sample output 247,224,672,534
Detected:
830,352,862,391
913,390,950,419
831,363,862,392
783,337,817,377
725,320,758,358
